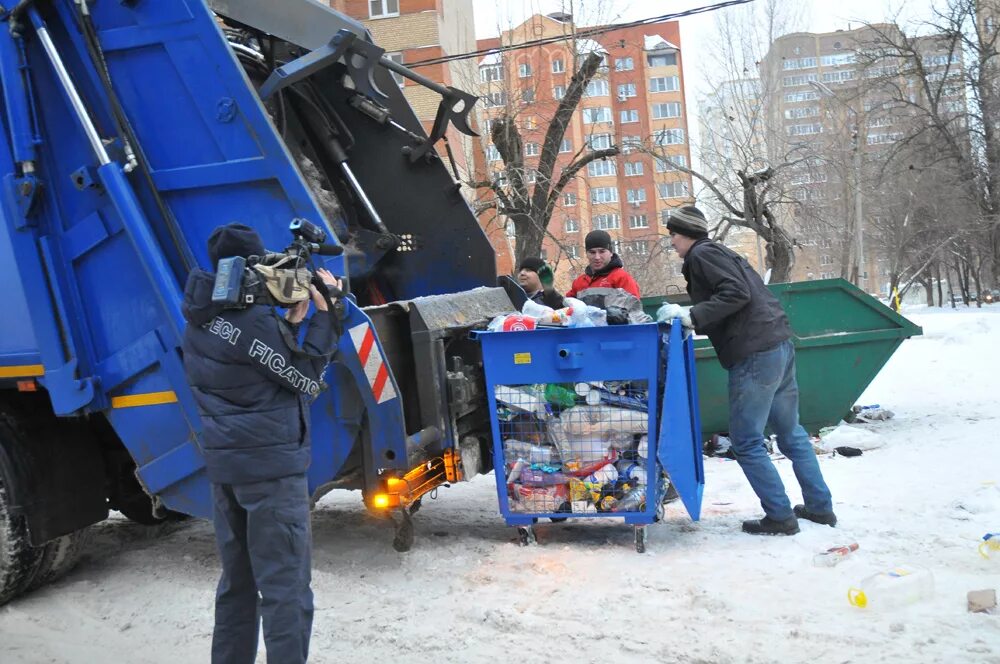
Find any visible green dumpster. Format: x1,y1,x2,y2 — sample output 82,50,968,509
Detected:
642,279,922,436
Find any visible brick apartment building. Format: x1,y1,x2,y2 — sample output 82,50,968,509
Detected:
475,13,695,295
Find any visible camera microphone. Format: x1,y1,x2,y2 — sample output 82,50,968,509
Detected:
314,243,345,256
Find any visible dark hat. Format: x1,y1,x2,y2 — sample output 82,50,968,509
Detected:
666,206,709,239
207,223,266,265
518,257,545,273
585,229,613,251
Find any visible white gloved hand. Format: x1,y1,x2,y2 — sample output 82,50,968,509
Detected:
655,303,693,328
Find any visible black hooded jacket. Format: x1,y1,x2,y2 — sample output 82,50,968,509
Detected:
181,269,338,485
682,238,792,369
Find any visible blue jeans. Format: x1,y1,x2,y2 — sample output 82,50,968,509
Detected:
728,340,833,520
211,474,313,664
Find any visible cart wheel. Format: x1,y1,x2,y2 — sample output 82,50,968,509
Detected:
392,509,414,552
634,525,648,554
517,526,536,546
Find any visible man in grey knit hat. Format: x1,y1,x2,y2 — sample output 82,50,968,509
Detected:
664,205,836,536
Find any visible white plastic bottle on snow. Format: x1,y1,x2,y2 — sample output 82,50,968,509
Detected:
847,565,934,609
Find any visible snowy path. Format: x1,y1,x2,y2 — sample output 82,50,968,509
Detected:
2,308,999,663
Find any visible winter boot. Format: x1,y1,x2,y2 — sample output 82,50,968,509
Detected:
794,504,837,527
742,515,800,536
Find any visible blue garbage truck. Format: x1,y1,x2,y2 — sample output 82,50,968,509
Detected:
0,0,704,604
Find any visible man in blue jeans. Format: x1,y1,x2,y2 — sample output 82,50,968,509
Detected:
662,206,836,535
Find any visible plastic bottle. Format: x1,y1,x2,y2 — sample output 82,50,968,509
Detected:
812,543,859,567
980,533,1000,559
521,299,554,320
544,384,577,408
847,565,934,609
612,486,646,512
616,460,647,486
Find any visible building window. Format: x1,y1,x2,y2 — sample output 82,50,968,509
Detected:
482,92,506,107
615,57,634,71
540,248,548,261
626,188,646,204
524,168,537,184
821,70,856,84
566,246,580,259
820,254,833,265
620,109,640,124
621,135,643,153
385,52,405,87
369,0,399,18
552,58,565,74
782,74,818,87
563,191,577,206
553,85,566,100
785,91,820,103
783,57,817,70
584,79,610,97
590,188,619,204
647,53,677,67
821,53,856,67
583,107,612,124
649,76,679,92
624,161,644,176
786,123,822,136
565,218,579,233
654,155,686,171
525,142,539,157
518,63,532,78
486,145,501,162
559,138,573,153
586,133,613,150
657,181,689,199
652,102,682,119
521,89,535,103
587,160,617,177
867,132,903,145
654,128,685,145
617,83,637,99
784,106,819,119
629,214,649,229
592,213,621,229
627,240,650,256
480,64,503,82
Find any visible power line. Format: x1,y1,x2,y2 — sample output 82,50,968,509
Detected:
406,0,758,69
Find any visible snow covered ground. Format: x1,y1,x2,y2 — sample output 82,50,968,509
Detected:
2,307,1000,663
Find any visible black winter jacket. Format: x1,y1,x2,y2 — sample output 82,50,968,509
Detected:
181,269,338,485
682,239,792,369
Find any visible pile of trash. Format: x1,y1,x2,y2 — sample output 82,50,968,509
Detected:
497,382,662,514
486,289,654,333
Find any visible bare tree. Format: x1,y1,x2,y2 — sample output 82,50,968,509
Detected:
860,2,1000,286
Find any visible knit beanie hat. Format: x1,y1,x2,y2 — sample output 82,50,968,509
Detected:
207,223,266,265
585,229,613,251
518,257,545,273
666,206,710,239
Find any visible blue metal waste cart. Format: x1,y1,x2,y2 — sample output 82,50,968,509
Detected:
477,320,704,552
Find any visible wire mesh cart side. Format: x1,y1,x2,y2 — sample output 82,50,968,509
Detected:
477,323,672,551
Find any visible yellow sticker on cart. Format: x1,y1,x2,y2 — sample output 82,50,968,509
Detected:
513,352,532,365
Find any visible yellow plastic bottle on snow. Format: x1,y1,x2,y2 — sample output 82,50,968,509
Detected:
980,533,1000,559
847,565,934,609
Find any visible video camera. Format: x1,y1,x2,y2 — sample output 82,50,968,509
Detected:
211,218,344,309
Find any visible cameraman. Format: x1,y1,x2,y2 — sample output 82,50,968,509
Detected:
181,223,341,664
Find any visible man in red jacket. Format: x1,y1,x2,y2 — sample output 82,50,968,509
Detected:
566,230,640,298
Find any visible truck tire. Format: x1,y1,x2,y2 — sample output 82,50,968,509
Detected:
26,527,91,591
0,479,43,606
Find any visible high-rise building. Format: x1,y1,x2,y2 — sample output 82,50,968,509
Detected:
760,25,965,291
474,13,695,295
330,0,513,273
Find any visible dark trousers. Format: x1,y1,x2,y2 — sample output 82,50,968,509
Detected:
211,474,313,664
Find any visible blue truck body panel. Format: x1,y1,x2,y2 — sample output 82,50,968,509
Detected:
0,0,493,520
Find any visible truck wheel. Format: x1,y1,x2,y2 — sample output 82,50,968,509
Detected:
27,527,92,591
0,479,43,606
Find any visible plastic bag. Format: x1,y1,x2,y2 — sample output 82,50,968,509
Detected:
547,405,649,465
